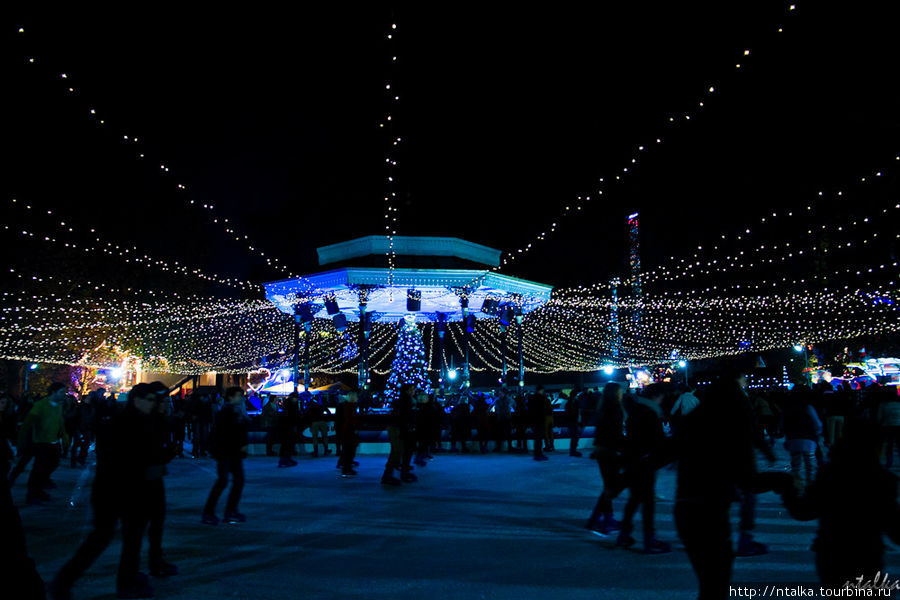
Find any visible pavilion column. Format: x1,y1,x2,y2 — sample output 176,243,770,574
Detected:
358,309,369,390
500,324,508,385
437,313,447,394
461,296,470,387
303,322,312,391
516,313,524,387
292,307,301,393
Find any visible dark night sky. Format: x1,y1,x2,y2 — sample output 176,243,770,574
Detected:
3,3,899,296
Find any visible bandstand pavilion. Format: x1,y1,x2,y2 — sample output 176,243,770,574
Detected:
263,236,552,390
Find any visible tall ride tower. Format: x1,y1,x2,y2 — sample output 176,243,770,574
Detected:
627,212,642,327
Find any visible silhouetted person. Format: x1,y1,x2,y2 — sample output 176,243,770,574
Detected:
530,387,549,461
51,383,166,600
336,392,360,477
674,372,792,599
782,387,822,489
877,387,900,468
1,394,16,476
0,471,44,599
203,387,248,525
782,419,900,589
734,374,777,557
449,398,471,453
260,395,279,456
70,392,95,468
414,393,439,465
586,382,627,534
472,394,491,453
307,397,331,457
17,382,69,504
566,390,582,456
278,393,300,468
616,384,671,553
493,389,513,452
382,385,417,485
513,393,528,452
143,382,178,578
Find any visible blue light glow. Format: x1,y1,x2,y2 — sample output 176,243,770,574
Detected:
602,365,615,375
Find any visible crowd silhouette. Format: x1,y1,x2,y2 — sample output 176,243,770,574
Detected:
2,371,900,599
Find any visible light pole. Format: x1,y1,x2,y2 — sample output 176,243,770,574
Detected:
678,360,688,386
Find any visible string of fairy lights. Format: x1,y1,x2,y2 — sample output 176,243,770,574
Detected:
14,26,299,280
652,153,900,279
5,7,899,378
2,282,896,374
5,198,258,291
381,20,401,292
497,3,800,268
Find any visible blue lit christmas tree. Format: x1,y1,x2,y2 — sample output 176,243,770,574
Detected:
385,316,430,404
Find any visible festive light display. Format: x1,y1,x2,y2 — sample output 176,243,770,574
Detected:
381,20,401,291
5,199,258,291
497,3,800,267
651,153,900,280
384,316,430,402
14,26,298,279
3,282,896,376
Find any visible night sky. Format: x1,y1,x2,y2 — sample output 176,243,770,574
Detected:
4,3,899,296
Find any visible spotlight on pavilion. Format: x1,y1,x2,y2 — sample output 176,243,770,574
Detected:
324,294,340,315
481,297,498,315
448,369,458,380
407,289,421,312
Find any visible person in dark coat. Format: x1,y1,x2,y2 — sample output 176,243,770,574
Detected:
202,387,249,525
143,382,178,578
472,394,491,454
278,393,300,468
781,419,900,588
51,382,166,600
616,384,671,553
674,372,793,599
513,393,528,452
529,387,550,461
336,392,360,477
586,382,627,534
1,394,17,476
566,389,582,457
414,393,440,465
449,397,471,453
1,469,44,599
382,384,417,485
70,391,96,468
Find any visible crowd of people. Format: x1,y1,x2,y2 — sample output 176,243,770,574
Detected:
2,373,900,599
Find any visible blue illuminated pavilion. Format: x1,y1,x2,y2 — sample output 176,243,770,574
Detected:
263,236,553,390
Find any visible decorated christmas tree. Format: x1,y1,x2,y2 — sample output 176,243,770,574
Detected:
385,316,430,405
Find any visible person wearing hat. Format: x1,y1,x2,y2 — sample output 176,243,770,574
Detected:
202,387,249,524
51,382,164,600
